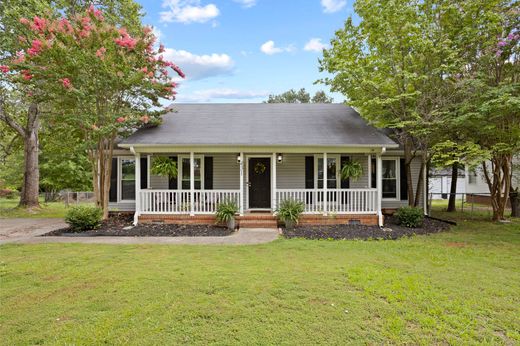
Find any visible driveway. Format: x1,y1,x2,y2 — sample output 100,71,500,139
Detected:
0,219,279,245
0,218,67,243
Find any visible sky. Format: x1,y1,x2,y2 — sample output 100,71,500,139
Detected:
136,0,357,103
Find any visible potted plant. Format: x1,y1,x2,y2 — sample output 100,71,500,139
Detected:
151,156,178,179
277,199,304,230
216,200,239,230
340,160,363,181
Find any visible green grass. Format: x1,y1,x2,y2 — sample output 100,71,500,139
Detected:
0,197,90,219
1,218,519,344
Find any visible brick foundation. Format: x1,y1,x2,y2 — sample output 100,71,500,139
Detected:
139,213,379,226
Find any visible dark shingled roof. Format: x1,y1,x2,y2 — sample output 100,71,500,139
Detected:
120,103,397,147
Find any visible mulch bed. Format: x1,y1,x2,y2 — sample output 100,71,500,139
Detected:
282,216,451,240
44,213,233,237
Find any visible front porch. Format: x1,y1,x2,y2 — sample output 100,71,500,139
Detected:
124,150,388,226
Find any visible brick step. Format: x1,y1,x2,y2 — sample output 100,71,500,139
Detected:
238,214,277,221
239,220,278,228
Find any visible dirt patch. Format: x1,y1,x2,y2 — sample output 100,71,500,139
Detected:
44,213,233,237
282,216,451,240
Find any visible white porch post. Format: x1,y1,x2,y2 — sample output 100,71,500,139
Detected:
376,153,383,226
323,152,328,215
239,152,244,215
272,153,277,213
133,152,141,225
190,151,195,216
367,154,372,188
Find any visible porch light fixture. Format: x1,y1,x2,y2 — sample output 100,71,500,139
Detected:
277,153,283,163
236,154,242,164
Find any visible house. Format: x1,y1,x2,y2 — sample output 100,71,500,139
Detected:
429,167,466,199
110,103,426,227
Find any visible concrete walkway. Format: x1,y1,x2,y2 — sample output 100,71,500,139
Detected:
0,219,279,245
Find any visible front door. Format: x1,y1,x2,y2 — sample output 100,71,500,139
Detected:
248,157,271,209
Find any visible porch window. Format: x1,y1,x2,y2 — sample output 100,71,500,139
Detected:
382,159,398,199
317,157,337,189
180,157,202,190
120,158,136,200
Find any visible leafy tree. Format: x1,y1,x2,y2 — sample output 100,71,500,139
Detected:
266,88,333,103
2,6,184,218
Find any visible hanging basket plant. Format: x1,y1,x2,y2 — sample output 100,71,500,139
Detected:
340,160,363,181
151,156,178,178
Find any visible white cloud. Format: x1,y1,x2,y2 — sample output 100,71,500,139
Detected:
160,0,219,24
233,0,257,8
260,40,295,55
177,88,268,102
304,38,329,52
163,48,235,80
321,0,346,13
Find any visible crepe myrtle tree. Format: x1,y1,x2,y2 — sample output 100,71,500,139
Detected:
1,6,185,218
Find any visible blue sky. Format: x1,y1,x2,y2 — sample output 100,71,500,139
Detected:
137,0,356,103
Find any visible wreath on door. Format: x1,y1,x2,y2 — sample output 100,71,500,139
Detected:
254,162,266,174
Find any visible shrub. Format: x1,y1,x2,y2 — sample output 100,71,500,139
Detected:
65,205,103,231
277,199,305,225
395,206,424,228
215,200,238,223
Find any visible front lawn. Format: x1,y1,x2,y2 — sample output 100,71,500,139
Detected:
0,197,92,219
1,218,519,344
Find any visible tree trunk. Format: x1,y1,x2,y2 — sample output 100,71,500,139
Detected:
482,155,512,221
404,137,415,206
414,159,424,208
90,134,116,220
447,163,458,212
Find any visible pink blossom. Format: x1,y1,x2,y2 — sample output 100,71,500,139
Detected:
18,35,27,43
30,16,46,33
143,26,152,35
496,50,503,57
116,117,125,123
27,39,43,56
507,33,515,40
60,78,72,89
96,47,106,59
0,65,9,73
497,40,507,47
140,115,150,123
22,70,33,80
19,18,30,25
58,18,73,34
159,44,165,53
88,4,104,20
14,51,25,63
147,71,154,77
114,28,137,50
172,64,185,78
140,67,148,73
170,81,178,88
146,44,154,53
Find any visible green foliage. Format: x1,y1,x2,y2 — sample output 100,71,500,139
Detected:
215,200,238,223
340,160,363,181
64,205,102,231
266,88,333,103
151,156,178,178
395,206,424,228
277,199,304,223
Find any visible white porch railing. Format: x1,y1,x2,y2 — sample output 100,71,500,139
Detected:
139,189,241,214
275,188,378,214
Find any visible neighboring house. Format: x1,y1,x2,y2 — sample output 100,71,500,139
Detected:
429,167,466,199
110,104,426,226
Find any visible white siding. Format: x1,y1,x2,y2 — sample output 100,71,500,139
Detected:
214,154,240,189
349,154,370,189
276,154,305,188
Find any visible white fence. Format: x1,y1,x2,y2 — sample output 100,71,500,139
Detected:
275,188,378,214
139,189,241,214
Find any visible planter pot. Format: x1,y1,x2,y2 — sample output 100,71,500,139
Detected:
284,219,295,230
226,217,236,231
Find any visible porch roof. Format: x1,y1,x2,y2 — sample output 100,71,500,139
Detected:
120,103,398,148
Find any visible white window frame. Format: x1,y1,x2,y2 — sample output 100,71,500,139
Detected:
381,157,400,201
314,154,340,189
178,155,204,190
118,156,136,202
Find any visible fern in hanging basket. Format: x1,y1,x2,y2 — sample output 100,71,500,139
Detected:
151,156,178,178
340,160,363,181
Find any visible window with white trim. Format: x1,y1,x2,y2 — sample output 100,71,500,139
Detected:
120,158,136,200
316,156,338,189
179,156,203,190
382,159,398,199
